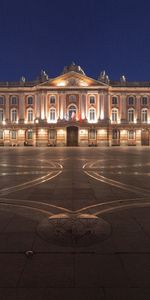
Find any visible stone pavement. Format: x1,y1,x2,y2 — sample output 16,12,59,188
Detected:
0,147,150,299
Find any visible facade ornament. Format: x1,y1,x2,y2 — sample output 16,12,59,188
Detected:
98,70,109,84
120,75,126,83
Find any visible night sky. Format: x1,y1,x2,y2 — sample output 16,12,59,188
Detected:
0,0,150,81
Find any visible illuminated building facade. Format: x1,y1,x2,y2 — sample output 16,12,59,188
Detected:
0,62,150,147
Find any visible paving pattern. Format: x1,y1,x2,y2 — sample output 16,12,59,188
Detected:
0,147,150,299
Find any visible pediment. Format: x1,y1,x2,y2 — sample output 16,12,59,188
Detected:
39,71,108,88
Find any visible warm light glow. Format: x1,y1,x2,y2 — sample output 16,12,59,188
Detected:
57,81,66,87
2,120,6,125
4,130,9,134
39,128,46,134
57,129,64,135
19,129,24,134
100,111,104,120
121,130,127,135
60,109,63,120
88,118,97,124
80,129,88,135
35,119,39,124
81,112,85,119
80,80,88,87
98,129,106,135
47,120,57,124
41,110,45,120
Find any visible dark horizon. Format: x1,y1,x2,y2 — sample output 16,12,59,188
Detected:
0,0,150,82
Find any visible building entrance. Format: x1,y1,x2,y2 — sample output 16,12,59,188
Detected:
141,129,149,145
67,126,78,146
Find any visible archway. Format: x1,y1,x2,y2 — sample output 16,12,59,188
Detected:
141,129,149,146
67,126,78,146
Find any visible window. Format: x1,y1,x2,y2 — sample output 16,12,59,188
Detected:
69,105,76,119
0,96,4,105
11,96,17,105
27,97,33,105
27,109,33,122
89,108,96,121
0,109,3,122
50,108,56,122
11,109,17,122
89,96,95,104
11,130,17,139
50,96,56,104
141,109,148,123
89,129,96,139
128,97,134,105
49,129,56,139
112,129,120,140
27,130,33,139
112,97,118,105
128,130,135,140
69,95,76,102
112,108,118,122
142,97,148,105
128,108,134,122
0,130,3,139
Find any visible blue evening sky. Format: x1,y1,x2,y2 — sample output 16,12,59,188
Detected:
0,0,150,81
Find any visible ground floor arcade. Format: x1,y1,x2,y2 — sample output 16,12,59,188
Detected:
0,123,150,147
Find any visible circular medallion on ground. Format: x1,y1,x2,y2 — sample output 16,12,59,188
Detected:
37,213,111,247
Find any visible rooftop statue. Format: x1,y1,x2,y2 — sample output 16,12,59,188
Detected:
62,62,85,75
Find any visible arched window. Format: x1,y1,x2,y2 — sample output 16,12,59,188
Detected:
27,96,33,105
89,96,95,104
27,109,33,122
50,96,56,104
49,129,56,139
11,130,17,139
141,108,148,123
0,109,3,122
89,129,96,139
50,108,56,122
89,108,96,122
27,129,33,139
112,108,118,122
11,109,17,122
128,130,135,140
128,108,134,122
69,105,76,119
112,129,120,140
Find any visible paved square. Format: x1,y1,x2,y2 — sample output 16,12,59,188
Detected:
0,147,150,299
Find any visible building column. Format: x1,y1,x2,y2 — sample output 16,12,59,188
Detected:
19,93,25,123
104,93,110,121
120,94,127,122
100,92,104,120
136,95,141,122
41,93,45,120
81,93,86,119
35,93,41,119
5,94,10,121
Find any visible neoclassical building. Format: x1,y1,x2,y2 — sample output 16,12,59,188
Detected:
0,62,150,147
